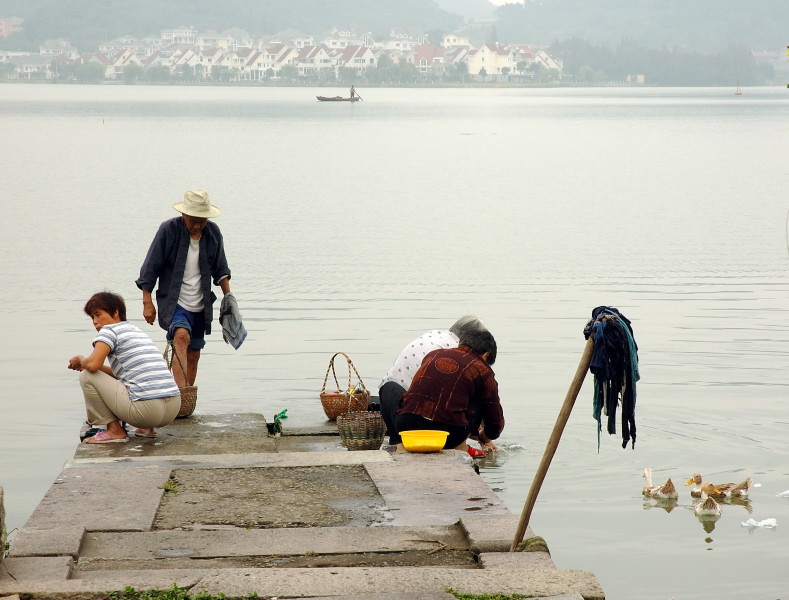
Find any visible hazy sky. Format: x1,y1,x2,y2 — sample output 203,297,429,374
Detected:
488,0,524,5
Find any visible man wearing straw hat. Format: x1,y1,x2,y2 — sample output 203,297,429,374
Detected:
136,189,232,394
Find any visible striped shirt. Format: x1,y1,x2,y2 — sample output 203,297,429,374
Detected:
94,321,180,401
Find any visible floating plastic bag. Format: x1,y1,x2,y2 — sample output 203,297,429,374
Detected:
741,518,777,528
776,490,789,497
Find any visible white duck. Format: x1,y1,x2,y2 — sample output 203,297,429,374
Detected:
693,481,723,517
685,473,752,499
642,467,679,500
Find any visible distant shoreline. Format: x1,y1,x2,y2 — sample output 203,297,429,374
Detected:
0,80,662,88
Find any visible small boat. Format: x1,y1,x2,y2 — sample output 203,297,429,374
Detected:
316,95,360,102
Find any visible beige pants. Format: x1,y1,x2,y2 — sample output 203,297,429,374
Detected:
80,370,181,428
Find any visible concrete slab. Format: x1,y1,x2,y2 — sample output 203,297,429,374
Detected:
74,413,275,459
6,526,84,558
0,557,73,581
185,566,604,598
77,525,468,560
283,423,340,436
66,449,392,470
0,572,204,596
3,566,603,599
366,451,510,526
18,465,169,533
459,513,529,553
154,464,388,529
274,433,347,453
479,550,557,571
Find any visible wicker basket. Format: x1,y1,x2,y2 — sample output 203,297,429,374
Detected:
337,411,385,451
164,342,198,418
177,385,198,418
320,352,370,421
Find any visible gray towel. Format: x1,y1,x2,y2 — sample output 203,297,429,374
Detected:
219,292,247,350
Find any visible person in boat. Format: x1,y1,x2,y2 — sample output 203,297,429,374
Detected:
394,328,504,454
136,189,233,395
68,292,181,442
350,85,356,99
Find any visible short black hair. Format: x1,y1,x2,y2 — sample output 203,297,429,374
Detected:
84,291,127,322
459,329,497,365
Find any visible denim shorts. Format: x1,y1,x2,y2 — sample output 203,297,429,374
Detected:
167,305,206,350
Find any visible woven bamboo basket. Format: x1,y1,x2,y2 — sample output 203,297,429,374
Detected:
337,411,385,451
164,342,198,418
177,385,198,418
319,351,370,420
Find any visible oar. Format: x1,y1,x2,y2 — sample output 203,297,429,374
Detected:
355,92,364,101
509,335,595,551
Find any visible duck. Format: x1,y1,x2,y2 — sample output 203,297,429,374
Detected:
642,467,679,499
693,482,723,517
685,473,752,498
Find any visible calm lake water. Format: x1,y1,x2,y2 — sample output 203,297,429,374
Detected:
1,83,788,599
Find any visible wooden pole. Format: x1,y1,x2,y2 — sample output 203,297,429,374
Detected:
509,335,595,552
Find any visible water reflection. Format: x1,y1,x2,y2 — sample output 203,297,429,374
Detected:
642,498,680,513
720,496,753,514
697,515,720,535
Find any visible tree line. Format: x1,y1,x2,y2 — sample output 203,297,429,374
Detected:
495,0,788,52
1,0,780,86
552,39,772,86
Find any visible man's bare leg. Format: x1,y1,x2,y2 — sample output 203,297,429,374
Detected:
171,328,190,389
186,348,200,386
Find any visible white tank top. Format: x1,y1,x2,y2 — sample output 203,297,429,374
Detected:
178,237,203,311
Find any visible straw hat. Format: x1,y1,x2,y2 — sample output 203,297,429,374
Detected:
173,189,221,218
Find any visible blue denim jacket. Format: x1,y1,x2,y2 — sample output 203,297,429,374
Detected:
135,216,231,335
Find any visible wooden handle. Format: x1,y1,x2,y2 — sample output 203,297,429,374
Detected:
320,352,366,393
509,335,595,551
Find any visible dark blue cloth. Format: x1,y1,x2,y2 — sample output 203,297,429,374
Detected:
136,217,230,336
583,306,639,449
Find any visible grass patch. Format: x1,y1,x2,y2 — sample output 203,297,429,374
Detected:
158,476,179,494
109,584,259,600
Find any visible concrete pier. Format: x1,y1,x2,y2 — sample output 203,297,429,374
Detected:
0,413,604,599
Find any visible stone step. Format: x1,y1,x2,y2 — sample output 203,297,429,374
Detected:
65,565,603,599
77,524,468,561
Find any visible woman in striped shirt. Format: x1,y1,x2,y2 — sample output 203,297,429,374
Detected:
68,291,181,443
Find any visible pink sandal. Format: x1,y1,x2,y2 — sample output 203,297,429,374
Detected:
84,430,128,444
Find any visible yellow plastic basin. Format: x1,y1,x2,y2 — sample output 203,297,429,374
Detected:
400,430,449,453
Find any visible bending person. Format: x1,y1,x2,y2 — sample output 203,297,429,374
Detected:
395,329,504,452
68,292,181,442
378,316,486,446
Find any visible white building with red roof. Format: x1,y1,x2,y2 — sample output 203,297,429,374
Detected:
466,42,511,76
336,45,376,72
